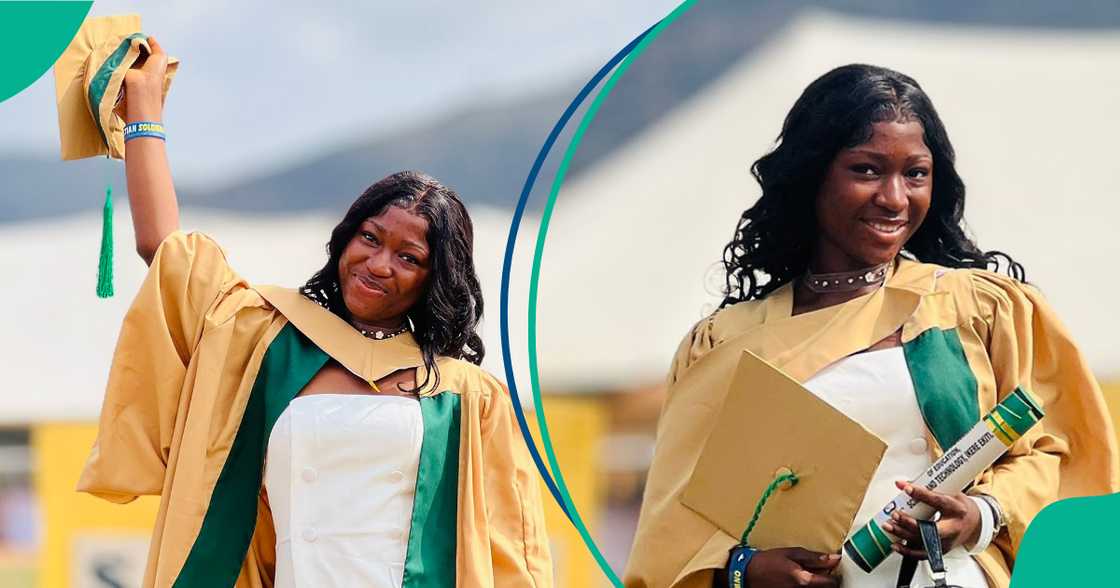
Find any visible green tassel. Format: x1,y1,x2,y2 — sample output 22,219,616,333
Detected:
739,470,798,546
96,185,114,298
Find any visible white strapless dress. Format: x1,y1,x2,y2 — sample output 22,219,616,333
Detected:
804,347,990,588
264,394,423,588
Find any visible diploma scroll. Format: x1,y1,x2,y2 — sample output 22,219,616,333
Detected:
843,387,1045,572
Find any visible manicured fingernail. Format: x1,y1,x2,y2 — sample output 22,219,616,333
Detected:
903,485,913,494
882,523,894,533
828,553,841,561
796,571,813,585
891,544,900,552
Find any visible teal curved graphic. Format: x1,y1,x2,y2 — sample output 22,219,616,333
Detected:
1011,492,1120,586
525,2,695,585
0,1,92,104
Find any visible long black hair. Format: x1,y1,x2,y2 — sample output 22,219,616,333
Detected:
721,63,1024,306
301,170,484,392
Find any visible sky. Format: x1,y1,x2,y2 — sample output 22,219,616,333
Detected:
0,0,681,184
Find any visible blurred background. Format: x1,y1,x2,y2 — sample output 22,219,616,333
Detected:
2,1,1120,587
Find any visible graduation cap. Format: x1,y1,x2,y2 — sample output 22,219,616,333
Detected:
53,14,178,297
681,349,887,554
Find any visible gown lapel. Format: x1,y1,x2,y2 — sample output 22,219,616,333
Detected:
257,286,433,394
747,261,924,383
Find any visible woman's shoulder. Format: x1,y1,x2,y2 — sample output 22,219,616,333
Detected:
429,358,524,422
153,229,229,263
894,258,1042,322
668,298,767,382
433,357,506,398
147,229,243,294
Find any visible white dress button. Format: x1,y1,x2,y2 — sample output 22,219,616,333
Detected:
909,437,929,454
389,470,405,483
301,467,317,482
302,527,318,542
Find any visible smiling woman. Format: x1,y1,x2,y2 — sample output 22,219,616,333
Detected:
299,172,485,397
623,64,1118,588
75,37,552,588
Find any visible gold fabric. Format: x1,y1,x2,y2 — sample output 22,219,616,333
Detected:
53,14,179,160
681,349,887,553
77,231,552,587
624,259,1119,588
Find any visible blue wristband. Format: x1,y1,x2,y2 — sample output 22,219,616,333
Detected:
123,121,166,142
727,545,757,588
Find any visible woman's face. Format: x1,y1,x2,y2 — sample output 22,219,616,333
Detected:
338,206,431,328
813,120,933,272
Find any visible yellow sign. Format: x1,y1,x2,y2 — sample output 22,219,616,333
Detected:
32,424,158,588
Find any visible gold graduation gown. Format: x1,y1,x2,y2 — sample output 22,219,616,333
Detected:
624,258,1119,588
77,231,553,588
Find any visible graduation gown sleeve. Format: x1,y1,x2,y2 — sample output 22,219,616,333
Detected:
77,230,244,503
667,317,718,386
458,366,553,587
965,271,1119,557
624,316,727,588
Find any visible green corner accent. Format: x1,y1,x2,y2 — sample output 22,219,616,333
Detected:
403,392,461,588
1011,493,1120,587
0,1,92,103
902,327,981,450
173,324,327,587
87,33,146,147
525,3,696,586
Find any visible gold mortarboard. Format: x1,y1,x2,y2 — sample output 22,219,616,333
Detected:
52,14,178,297
681,349,887,554
54,14,177,160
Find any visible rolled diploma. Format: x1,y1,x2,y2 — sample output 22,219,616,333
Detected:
843,387,1044,572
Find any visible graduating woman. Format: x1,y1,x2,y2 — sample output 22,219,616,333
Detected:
76,38,553,588
624,64,1118,588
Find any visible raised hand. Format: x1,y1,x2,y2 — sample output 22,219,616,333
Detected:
121,35,169,123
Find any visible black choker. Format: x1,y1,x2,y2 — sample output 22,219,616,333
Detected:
355,324,410,340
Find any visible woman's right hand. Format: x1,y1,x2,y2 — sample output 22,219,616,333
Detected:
121,36,169,123
744,548,840,587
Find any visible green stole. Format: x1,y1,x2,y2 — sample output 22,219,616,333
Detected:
901,327,981,450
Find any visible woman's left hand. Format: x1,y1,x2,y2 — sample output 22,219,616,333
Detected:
881,480,981,559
